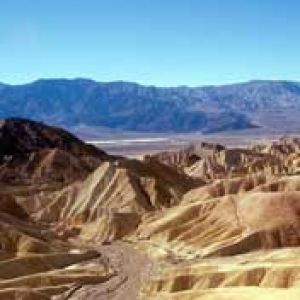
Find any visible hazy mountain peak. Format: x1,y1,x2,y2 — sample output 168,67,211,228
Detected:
0,79,300,133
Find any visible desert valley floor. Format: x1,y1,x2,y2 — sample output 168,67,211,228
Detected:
2,118,300,299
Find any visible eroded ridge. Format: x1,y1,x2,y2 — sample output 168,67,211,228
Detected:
3,119,300,299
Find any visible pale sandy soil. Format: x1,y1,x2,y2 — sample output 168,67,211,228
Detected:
67,241,158,300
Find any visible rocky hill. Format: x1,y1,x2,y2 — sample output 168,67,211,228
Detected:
0,118,111,184
3,119,300,299
0,119,200,299
1,79,300,133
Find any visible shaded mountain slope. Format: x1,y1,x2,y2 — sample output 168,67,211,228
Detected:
0,118,111,184
0,119,118,299
0,117,107,158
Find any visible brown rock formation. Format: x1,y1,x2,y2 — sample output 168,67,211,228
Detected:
3,119,300,299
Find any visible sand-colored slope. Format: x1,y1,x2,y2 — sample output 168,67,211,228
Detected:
3,119,300,299
136,190,300,259
135,170,300,299
142,286,300,300
152,138,300,180
186,148,290,179
0,213,113,299
183,173,268,203
183,174,300,204
31,158,200,242
141,248,300,300
0,119,124,299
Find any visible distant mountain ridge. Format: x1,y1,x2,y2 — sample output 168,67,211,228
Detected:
1,79,300,133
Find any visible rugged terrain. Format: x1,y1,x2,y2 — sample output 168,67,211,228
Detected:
2,118,300,299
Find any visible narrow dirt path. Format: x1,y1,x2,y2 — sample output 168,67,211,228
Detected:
67,241,157,300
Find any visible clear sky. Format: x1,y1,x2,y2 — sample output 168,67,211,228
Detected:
1,0,300,86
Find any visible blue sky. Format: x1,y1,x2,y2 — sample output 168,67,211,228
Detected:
1,0,300,86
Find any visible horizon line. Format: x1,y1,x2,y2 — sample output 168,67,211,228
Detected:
1,77,300,89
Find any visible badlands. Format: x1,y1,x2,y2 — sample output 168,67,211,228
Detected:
1,118,300,299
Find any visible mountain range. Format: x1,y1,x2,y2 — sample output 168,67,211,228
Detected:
1,79,300,133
